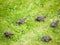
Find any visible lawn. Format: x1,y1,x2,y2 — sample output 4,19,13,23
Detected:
0,0,60,45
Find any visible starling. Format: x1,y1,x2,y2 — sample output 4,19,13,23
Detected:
4,32,13,38
36,16,46,21
51,20,59,27
17,18,27,24
41,36,52,42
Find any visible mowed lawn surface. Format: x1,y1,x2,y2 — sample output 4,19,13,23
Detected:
0,0,60,45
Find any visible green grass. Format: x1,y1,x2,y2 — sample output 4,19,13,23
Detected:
0,0,60,45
